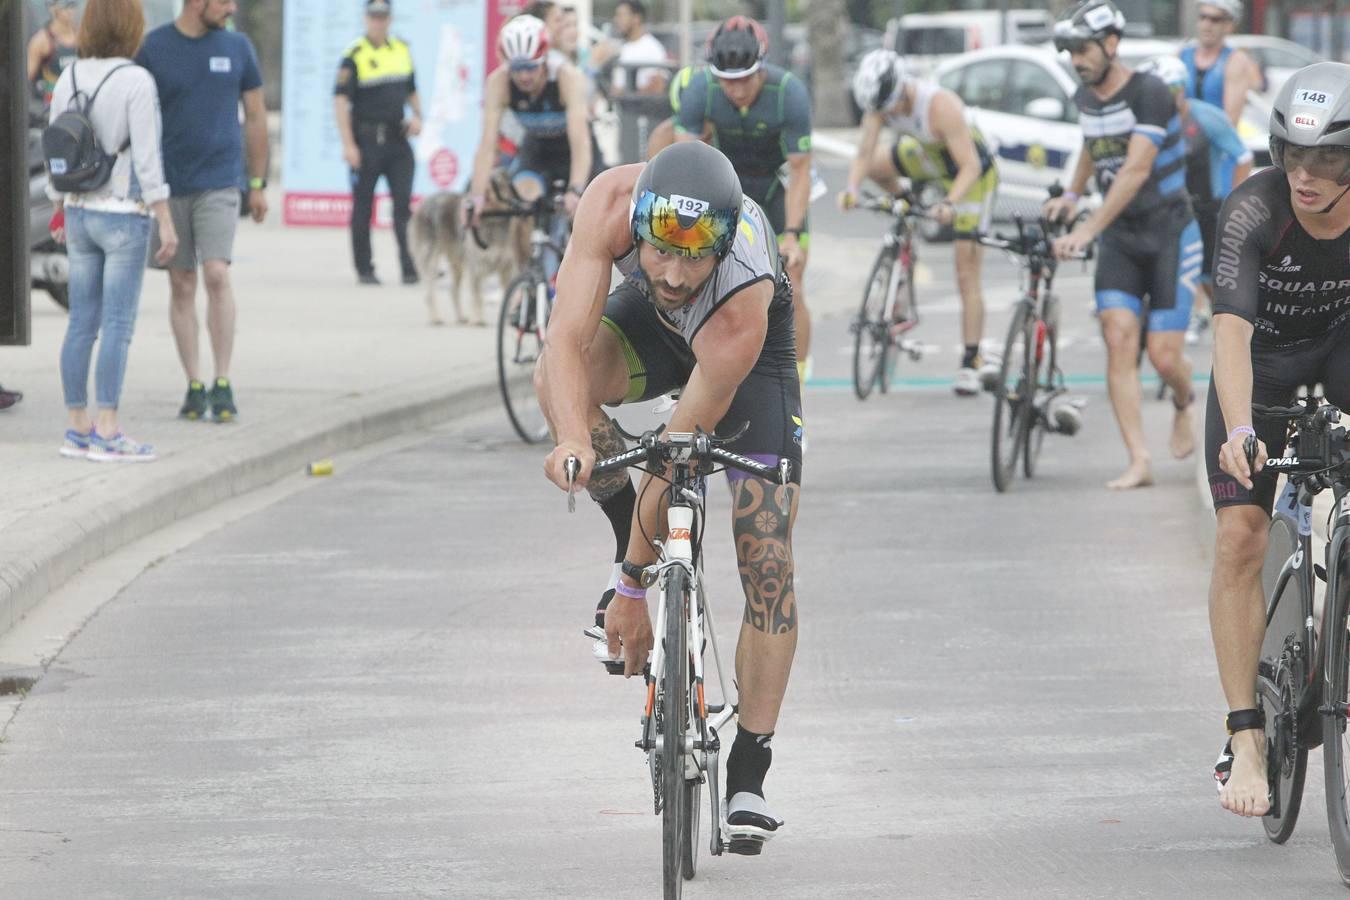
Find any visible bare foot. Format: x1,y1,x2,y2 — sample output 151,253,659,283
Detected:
428,315,445,327
1219,729,1270,817
1106,458,1153,490
1170,405,1195,460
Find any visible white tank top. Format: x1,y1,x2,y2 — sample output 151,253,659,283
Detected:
884,79,942,143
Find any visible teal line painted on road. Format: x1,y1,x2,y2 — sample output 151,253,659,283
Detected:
807,373,1210,390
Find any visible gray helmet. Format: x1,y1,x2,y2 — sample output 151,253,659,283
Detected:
1270,63,1350,183
631,142,743,259
1053,0,1126,49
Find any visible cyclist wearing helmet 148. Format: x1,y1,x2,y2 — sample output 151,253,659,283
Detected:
1206,62,1350,820
537,142,802,851
843,48,1001,396
673,17,815,380
1045,0,1201,491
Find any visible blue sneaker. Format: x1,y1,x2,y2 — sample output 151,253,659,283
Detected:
58,428,92,459
87,432,157,463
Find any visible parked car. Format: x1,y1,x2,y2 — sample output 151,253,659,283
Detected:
932,41,1272,221
1225,34,1323,99
884,10,1055,79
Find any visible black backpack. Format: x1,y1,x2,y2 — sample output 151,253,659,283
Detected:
42,62,133,194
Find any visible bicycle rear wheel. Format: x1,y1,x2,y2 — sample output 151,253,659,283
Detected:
662,567,691,899
878,254,914,396
497,274,551,444
1324,550,1350,884
681,757,701,878
992,303,1033,492
852,247,893,400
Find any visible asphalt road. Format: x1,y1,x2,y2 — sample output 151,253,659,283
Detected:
4,172,1347,897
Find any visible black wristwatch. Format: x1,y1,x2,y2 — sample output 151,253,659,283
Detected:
621,560,648,583
783,227,804,238
568,184,585,197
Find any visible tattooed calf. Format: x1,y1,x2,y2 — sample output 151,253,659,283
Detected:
733,479,799,634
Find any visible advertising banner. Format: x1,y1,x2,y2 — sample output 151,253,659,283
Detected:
282,0,485,226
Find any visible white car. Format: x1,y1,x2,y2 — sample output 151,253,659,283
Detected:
931,42,1272,221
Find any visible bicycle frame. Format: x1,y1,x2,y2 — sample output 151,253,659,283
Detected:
1266,475,1320,701
640,488,738,856
508,196,568,346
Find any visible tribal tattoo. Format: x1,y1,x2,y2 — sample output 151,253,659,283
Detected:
732,478,799,635
587,415,632,501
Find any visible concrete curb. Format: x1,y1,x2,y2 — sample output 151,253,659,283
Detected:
0,376,502,637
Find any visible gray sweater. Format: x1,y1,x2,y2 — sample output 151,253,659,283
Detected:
48,57,169,209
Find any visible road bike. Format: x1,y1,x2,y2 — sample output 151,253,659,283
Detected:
977,213,1089,493
566,427,792,899
1248,396,1350,884
849,193,929,400
489,184,569,444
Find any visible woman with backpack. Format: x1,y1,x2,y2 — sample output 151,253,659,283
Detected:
47,0,178,462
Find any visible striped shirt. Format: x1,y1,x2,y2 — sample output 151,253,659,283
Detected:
1075,71,1187,222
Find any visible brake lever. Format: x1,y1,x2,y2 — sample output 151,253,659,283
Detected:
565,456,579,513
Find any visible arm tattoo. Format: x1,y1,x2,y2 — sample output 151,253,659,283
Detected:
732,479,798,635
587,416,631,502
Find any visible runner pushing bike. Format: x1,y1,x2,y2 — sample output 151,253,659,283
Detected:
535,142,803,861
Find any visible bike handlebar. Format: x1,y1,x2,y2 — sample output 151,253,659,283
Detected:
856,192,933,219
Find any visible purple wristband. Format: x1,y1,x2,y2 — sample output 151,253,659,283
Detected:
613,580,647,600
1229,425,1256,442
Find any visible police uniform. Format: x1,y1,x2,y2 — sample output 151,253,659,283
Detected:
335,2,418,281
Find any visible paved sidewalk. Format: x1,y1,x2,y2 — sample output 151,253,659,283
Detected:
0,193,506,636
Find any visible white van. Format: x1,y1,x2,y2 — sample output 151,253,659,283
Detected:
886,10,1054,78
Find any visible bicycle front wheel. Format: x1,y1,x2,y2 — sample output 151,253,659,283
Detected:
852,247,894,400
497,274,551,444
1324,550,1350,883
1022,314,1050,479
991,303,1033,492
661,566,691,899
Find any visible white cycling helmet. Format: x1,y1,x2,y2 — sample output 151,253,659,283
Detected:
1199,0,1243,20
852,49,905,114
1139,56,1189,91
498,15,550,67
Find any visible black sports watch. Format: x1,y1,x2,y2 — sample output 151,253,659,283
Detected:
621,560,648,583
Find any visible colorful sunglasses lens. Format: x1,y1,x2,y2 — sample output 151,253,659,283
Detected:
634,191,735,257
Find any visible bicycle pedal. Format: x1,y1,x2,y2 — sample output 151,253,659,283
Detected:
727,838,764,856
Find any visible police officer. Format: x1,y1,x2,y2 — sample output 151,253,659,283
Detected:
334,0,423,285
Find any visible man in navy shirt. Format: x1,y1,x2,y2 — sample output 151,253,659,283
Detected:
137,0,269,423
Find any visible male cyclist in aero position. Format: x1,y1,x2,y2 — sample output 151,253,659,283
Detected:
1045,0,1201,490
1206,63,1350,818
841,48,1000,396
536,141,802,852
466,16,599,227
668,17,815,381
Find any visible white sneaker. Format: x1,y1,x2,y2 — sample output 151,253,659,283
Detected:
953,367,981,396
1047,396,1083,435
977,358,1001,391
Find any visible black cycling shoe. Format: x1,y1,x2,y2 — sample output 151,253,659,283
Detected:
357,272,381,286
725,792,784,855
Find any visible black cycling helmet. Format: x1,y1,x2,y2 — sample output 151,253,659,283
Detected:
706,16,768,80
631,142,743,259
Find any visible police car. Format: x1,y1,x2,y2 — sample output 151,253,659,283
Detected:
932,40,1271,220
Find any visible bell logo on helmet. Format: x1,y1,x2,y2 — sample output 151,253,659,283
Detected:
1294,114,1321,129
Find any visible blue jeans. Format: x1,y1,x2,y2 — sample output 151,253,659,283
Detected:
61,207,152,410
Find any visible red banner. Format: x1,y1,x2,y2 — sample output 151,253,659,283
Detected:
486,0,527,78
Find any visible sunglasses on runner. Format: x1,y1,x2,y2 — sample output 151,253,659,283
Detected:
1197,12,1232,23
1271,137,1350,184
508,58,545,72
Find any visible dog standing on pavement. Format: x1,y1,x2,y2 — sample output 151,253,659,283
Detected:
411,172,527,326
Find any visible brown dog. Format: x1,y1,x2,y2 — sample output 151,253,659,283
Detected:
411,173,527,326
